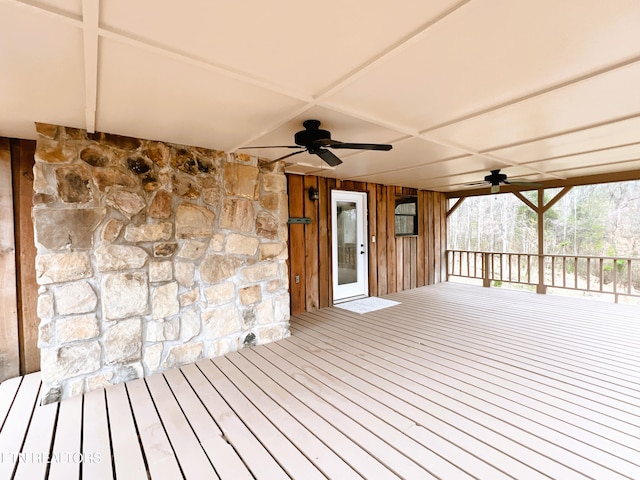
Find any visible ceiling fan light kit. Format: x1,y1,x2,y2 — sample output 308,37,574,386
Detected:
240,119,392,167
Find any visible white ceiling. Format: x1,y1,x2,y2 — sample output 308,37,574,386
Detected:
2,0,640,192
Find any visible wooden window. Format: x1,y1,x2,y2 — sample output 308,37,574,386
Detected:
395,195,418,236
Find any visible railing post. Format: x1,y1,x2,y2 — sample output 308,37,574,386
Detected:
537,254,547,294
446,250,450,281
482,252,491,288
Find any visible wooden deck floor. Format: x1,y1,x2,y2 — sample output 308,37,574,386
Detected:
1,283,639,479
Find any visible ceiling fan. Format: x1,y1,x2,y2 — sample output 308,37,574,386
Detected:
239,119,392,166
468,169,541,193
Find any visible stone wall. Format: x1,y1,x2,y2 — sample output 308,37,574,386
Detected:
32,124,290,403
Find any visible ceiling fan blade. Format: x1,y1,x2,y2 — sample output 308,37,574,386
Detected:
238,145,302,149
313,148,343,167
507,181,542,187
466,181,489,186
264,149,307,164
328,141,392,151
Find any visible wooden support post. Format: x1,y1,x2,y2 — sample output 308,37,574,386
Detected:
537,188,547,294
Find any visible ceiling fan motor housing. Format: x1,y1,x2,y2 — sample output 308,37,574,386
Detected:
485,170,508,185
295,119,331,147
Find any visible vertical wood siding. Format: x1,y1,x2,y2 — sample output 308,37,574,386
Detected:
0,139,20,382
287,175,447,314
0,138,39,379
11,140,39,375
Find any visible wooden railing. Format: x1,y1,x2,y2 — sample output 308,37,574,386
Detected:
446,249,640,303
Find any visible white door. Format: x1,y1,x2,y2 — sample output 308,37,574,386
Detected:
332,190,368,302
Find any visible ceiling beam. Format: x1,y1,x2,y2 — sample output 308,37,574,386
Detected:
446,169,640,198
8,0,82,25
82,0,99,133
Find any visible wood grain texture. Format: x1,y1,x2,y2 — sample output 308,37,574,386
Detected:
386,185,397,294
286,174,447,313
304,175,320,311
12,140,39,375
287,175,306,314
0,138,20,382
366,182,378,297
318,177,331,308
376,184,388,296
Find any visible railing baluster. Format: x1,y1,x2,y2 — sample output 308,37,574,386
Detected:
586,258,591,291
627,259,632,295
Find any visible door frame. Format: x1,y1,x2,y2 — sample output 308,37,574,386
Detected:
331,190,369,303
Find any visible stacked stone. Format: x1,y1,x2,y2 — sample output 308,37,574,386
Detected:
33,123,290,404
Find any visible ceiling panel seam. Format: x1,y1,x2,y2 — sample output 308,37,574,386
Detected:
8,0,82,25
521,141,640,166
226,104,319,153
316,101,539,175
95,27,314,104
478,112,640,155
314,0,474,100
420,55,640,135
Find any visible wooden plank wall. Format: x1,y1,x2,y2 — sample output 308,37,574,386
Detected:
287,174,447,314
0,138,39,378
0,139,20,382
11,140,39,375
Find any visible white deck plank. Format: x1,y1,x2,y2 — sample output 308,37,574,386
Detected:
0,376,22,428
0,373,41,479
267,340,486,480
286,326,541,479
240,346,443,479
125,377,183,480
105,382,148,480
144,373,219,480
12,398,57,480
181,362,289,480
393,310,640,403
80,388,113,480
210,354,364,480
369,301,640,413
299,306,640,441
292,313,634,479
47,393,82,480
224,350,422,480
200,358,333,480
2,283,639,480
163,367,253,480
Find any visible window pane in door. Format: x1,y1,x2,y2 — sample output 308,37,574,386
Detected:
337,201,357,285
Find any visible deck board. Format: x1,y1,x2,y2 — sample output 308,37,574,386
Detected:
0,283,639,479
47,393,82,479
0,373,41,479
80,389,113,480
125,377,182,480
105,382,148,480
162,368,253,480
